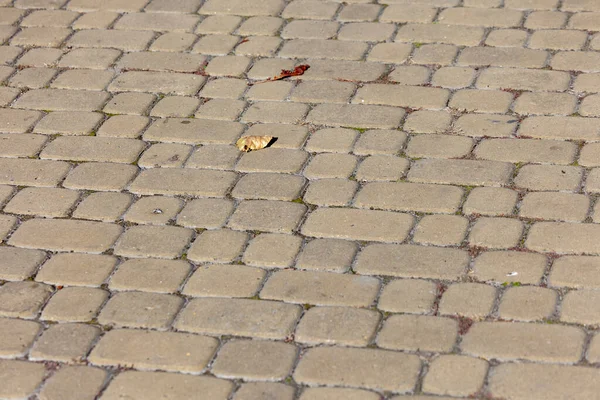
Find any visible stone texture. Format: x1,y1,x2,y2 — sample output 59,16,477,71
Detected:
422,355,488,397
0,317,41,357
377,315,458,352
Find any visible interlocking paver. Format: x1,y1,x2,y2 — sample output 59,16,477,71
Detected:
0,317,41,357
41,287,108,322
29,323,100,362
0,360,46,399
38,366,107,400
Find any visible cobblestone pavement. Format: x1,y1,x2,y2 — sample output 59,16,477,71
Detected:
3,0,600,399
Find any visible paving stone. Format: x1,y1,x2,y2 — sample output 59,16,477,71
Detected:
42,136,144,164
97,115,150,139
114,12,199,32
151,97,200,118
475,138,576,165
377,314,458,352
0,46,23,65
63,162,138,192
0,214,16,243
525,10,567,29
129,168,237,197
413,215,468,246
104,92,156,116
234,382,295,400
295,306,381,346
489,363,600,400
282,20,339,39
67,0,148,11
463,187,517,216
438,7,523,27
439,282,497,318
38,366,107,400
355,244,468,280
304,153,358,179
246,81,293,102
29,323,100,362
396,23,485,46
588,334,600,363
367,43,413,63
114,225,193,259
294,346,421,392
468,217,523,249
552,51,600,72
477,67,570,92
35,111,103,136
0,158,71,187
143,118,244,145
89,329,218,373
35,253,117,287
183,264,265,298
550,256,600,289
432,67,476,89
242,101,308,124
498,286,557,321
0,360,46,399
14,88,110,112
243,233,302,268
0,87,20,106
453,114,517,138
243,124,309,150
405,134,473,159
290,80,355,104
175,297,301,339
354,84,449,110
202,0,284,16
59,48,121,69
307,104,405,129
295,238,357,272
101,370,233,400
176,198,234,229
237,16,283,36
404,111,452,134
473,251,547,285
72,192,133,222
150,32,197,52
109,71,205,96
232,173,304,202
515,165,582,192
461,321,585,362
387,66,430,86
8,67,57,89
520,192,590,222
353,130,407,156
109,259,191,294
281,0,339,20
204,56,250,77
9,219,121,253
41,287,108,322
71,11,119,29
11,27,71,47
212,339,297,381
304,128,358,153
380,4,436,23
530,29,587,50
355,155,408,182
195,99,246,121
0,317,41,357
560,290,600,325
52,69,115,91
300,388,382,400
196,15,242,34
486,29,528,47
191,34,240,56
0,281,53,319
338,22,395,42
123,196,183,225
412,44,458,66
408,159,513,187
0,108,40,134
378,279,437,314
97,291,183,329
0,133,47,158
228,200,306,234
303,178,358,206
188,229,248,264
574,73,600,94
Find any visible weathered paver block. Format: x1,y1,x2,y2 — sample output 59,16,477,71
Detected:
526,222,600,254
353,84,450,110
0,360,46,399
550,256,600,289
14,89,110,112
114,225,193,259
408,159,514,187
227,200,306,234
129,168,237,197
0,317,41,357
306,104,405,129
377,314,459,353
40,136,145,164
0,158,70,187
143,118,243,145
301,208,414,243
109,71,205,96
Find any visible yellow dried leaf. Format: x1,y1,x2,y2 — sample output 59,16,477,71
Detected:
236,135,274,152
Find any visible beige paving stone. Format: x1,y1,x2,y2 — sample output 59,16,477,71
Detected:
431,67,476,89
485,29,528,47
507,0,559,8
498,286,557,321
185,145,238,170
36,253,117,287
228,200,306,234
8,67,57,89
241,101,308,124
552,51,600,72
104,92,156,115
14,88,109,112
475,138,576,165
514,92,577,116
234,382,295,400
281,20,339,39
212,339,297,381
355,244,468,280
63,162,138,192
588,334,600,363
232,173,305,202
413,215,468,246
355,155,409,182
304,128,358,153
123,196,184,225
41,287,108,322
412,44,458,66
302,208,413,243
183,264,265,298
129,168,237,197
387,66,430,86
294,346,420,392
176,198,234,229
109,71,205,96
338,3,381,21
303,178,358,206
439,282,496,318
109,259,191,294
514,165,582,191
114,12,198,32
0,47,24,65
367,43,413,64
377,314,458,352
151,97,200,118
175,297,302,339
97,115,150,139
9,219,121,253
118,52,206,74
438,7,523,27
463,187,517,216
196,15,241,34
72,11,119,29
290,80,355,104
405,134,473,159
295,238,357,273
243,233,302,268
89,329,218,373
281,0,339,19
29,323,100,362
550,256,600,289
72,192,133,222
0,214,16,243
378,279,437,314
0,158,70,187
380,4,436,23
279,38,368,61
150,32,197,52
0,133,47,157
51,69,115,91
490,363,600,400
396,23,485,46
574,73,600,94
261,270,379,307
204,56,250,77
246,81,293,102
0,281,53,319
520,192,590,222
195,99,246,121
295,306,380,346
474,250,547,285
115,225,193,259
11,27,71,47
67,0,147,11
338,22,395,42
0,87,20,106
304,153,358,179
404,110,452,134
454,114,517,138
530,29,587,50
188,229,248,264
461,321,585,362
469,217,523,249
191,34,239,55
579,94,600,117
98,291,183,329
423,355,488,397
38,366,107,400
307,104,404,129
0,360,46,399
354,84,449,110
0,185,15,206
59,48,121,69
0,108,41,133
34,111,103,136
560,290,600,325
353,130,407,156
4,187,78,218
355,182,463,214
0,25,15,43
0,317,41,357
525,10,567,29
409,159,513,187
0,7,25,24
202,0,284,16
143,118,243,145
587,168,600,193
477,67,570,92
301,388,383,400
237,17,283,37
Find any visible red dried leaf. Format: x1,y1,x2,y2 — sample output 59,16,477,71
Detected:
264,64,310,82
